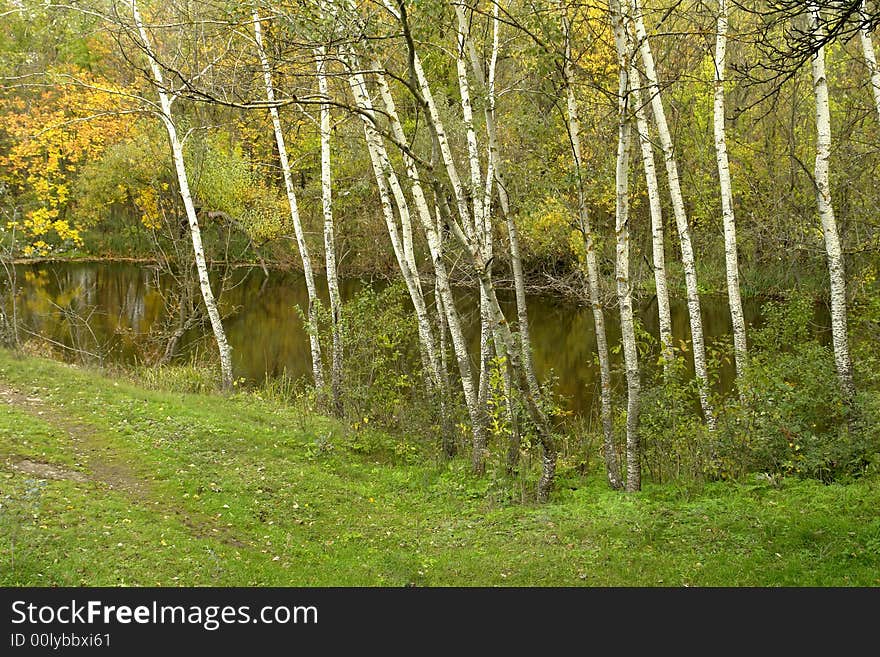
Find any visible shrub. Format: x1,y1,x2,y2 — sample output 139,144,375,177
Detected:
711,294,879,482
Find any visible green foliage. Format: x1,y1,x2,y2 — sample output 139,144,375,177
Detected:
640,352,710,484
2,349,880,586
312,281,442,448
711,295,879,482
188,137,286,243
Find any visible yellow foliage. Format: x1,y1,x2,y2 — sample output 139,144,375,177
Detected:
517,196,575,262
0,69,133,253
134,187,163,230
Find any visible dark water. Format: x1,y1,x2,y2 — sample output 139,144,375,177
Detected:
8,261,824,415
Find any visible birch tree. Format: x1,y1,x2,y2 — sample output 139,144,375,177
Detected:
713,0,747,381
388,0,558,498
809,4,856,400
561,10,622,489
454,1,525,471
131,0,233,389
341,53,466,463
859,0,880,123
630,65,673,369
610,0,641,492
374,68,468,459
317,43,344,416
252,9,326,391
630,0,716,428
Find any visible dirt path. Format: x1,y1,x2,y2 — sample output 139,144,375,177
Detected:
0,384,148,495
0,383,248,549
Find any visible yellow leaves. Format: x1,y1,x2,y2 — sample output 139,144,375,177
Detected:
0,67,134,253
516,195,574,262
134,187,163,230
52,220,81,245
22,240,49,256
24,207,57,236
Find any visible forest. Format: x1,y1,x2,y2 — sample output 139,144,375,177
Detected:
1,0,879,587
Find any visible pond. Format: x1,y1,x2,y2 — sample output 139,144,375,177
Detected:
6,261,824,415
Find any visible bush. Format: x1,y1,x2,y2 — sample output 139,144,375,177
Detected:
313,281,445,448
711,294,879,482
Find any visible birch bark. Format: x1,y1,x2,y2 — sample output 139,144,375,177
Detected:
454,3,524,469
374,69,479,461
809,5,856,400
611,0,641,492
859,1,880,124
562,12,622,489
390,0,556,495
132,0,233,390
630,65,673,369
713,0,747,381
630,0,716,428
316,45,344,416
252,10,325,390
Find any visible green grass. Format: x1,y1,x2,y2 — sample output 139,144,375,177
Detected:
1,349,878,586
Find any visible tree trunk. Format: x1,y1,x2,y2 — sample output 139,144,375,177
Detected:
713,0,748,382
392,0,556,496
393,27,494,470
562,13,622,489
453,15,493,473
809,5,856,400
252,10,325,391
630,66,674,369
859,1,880,124
611,0,641,492
133,0,233,390
317,45,344,417
630,0,716,429
345,62,447,413
374,68,477,461
457,3,531,466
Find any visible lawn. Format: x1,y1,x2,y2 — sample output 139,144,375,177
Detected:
1,349,878,586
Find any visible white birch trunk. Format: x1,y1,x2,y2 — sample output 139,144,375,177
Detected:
809,6,856,400
562,12,622,489
132,0,233,390
630,65,674,369
457,4,534,466
401,35,494,471
375,69,480,460
859,1,880,124
389,1,557,492
453,13,494,442
317,45,344,416
345,64,445,401
713,0,748,381
611,0,641,492
630,0,715,429
252,11,325,390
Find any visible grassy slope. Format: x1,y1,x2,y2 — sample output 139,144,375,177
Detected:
1,349,878,586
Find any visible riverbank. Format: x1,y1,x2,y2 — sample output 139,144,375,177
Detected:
1,349,878,586
11,243,831,304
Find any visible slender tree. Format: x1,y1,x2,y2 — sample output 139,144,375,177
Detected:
630,0,716,428
610,0,641,492
630,64,673,370
561,9,622,489
316,42,344,416
809,4,856,400
132,0,233,389
252,9,325,391
454,1,525,472
713,0,748,381
859,0,880,123
389,0,557,498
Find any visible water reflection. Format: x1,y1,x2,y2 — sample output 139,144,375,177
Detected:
9,261,829,414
